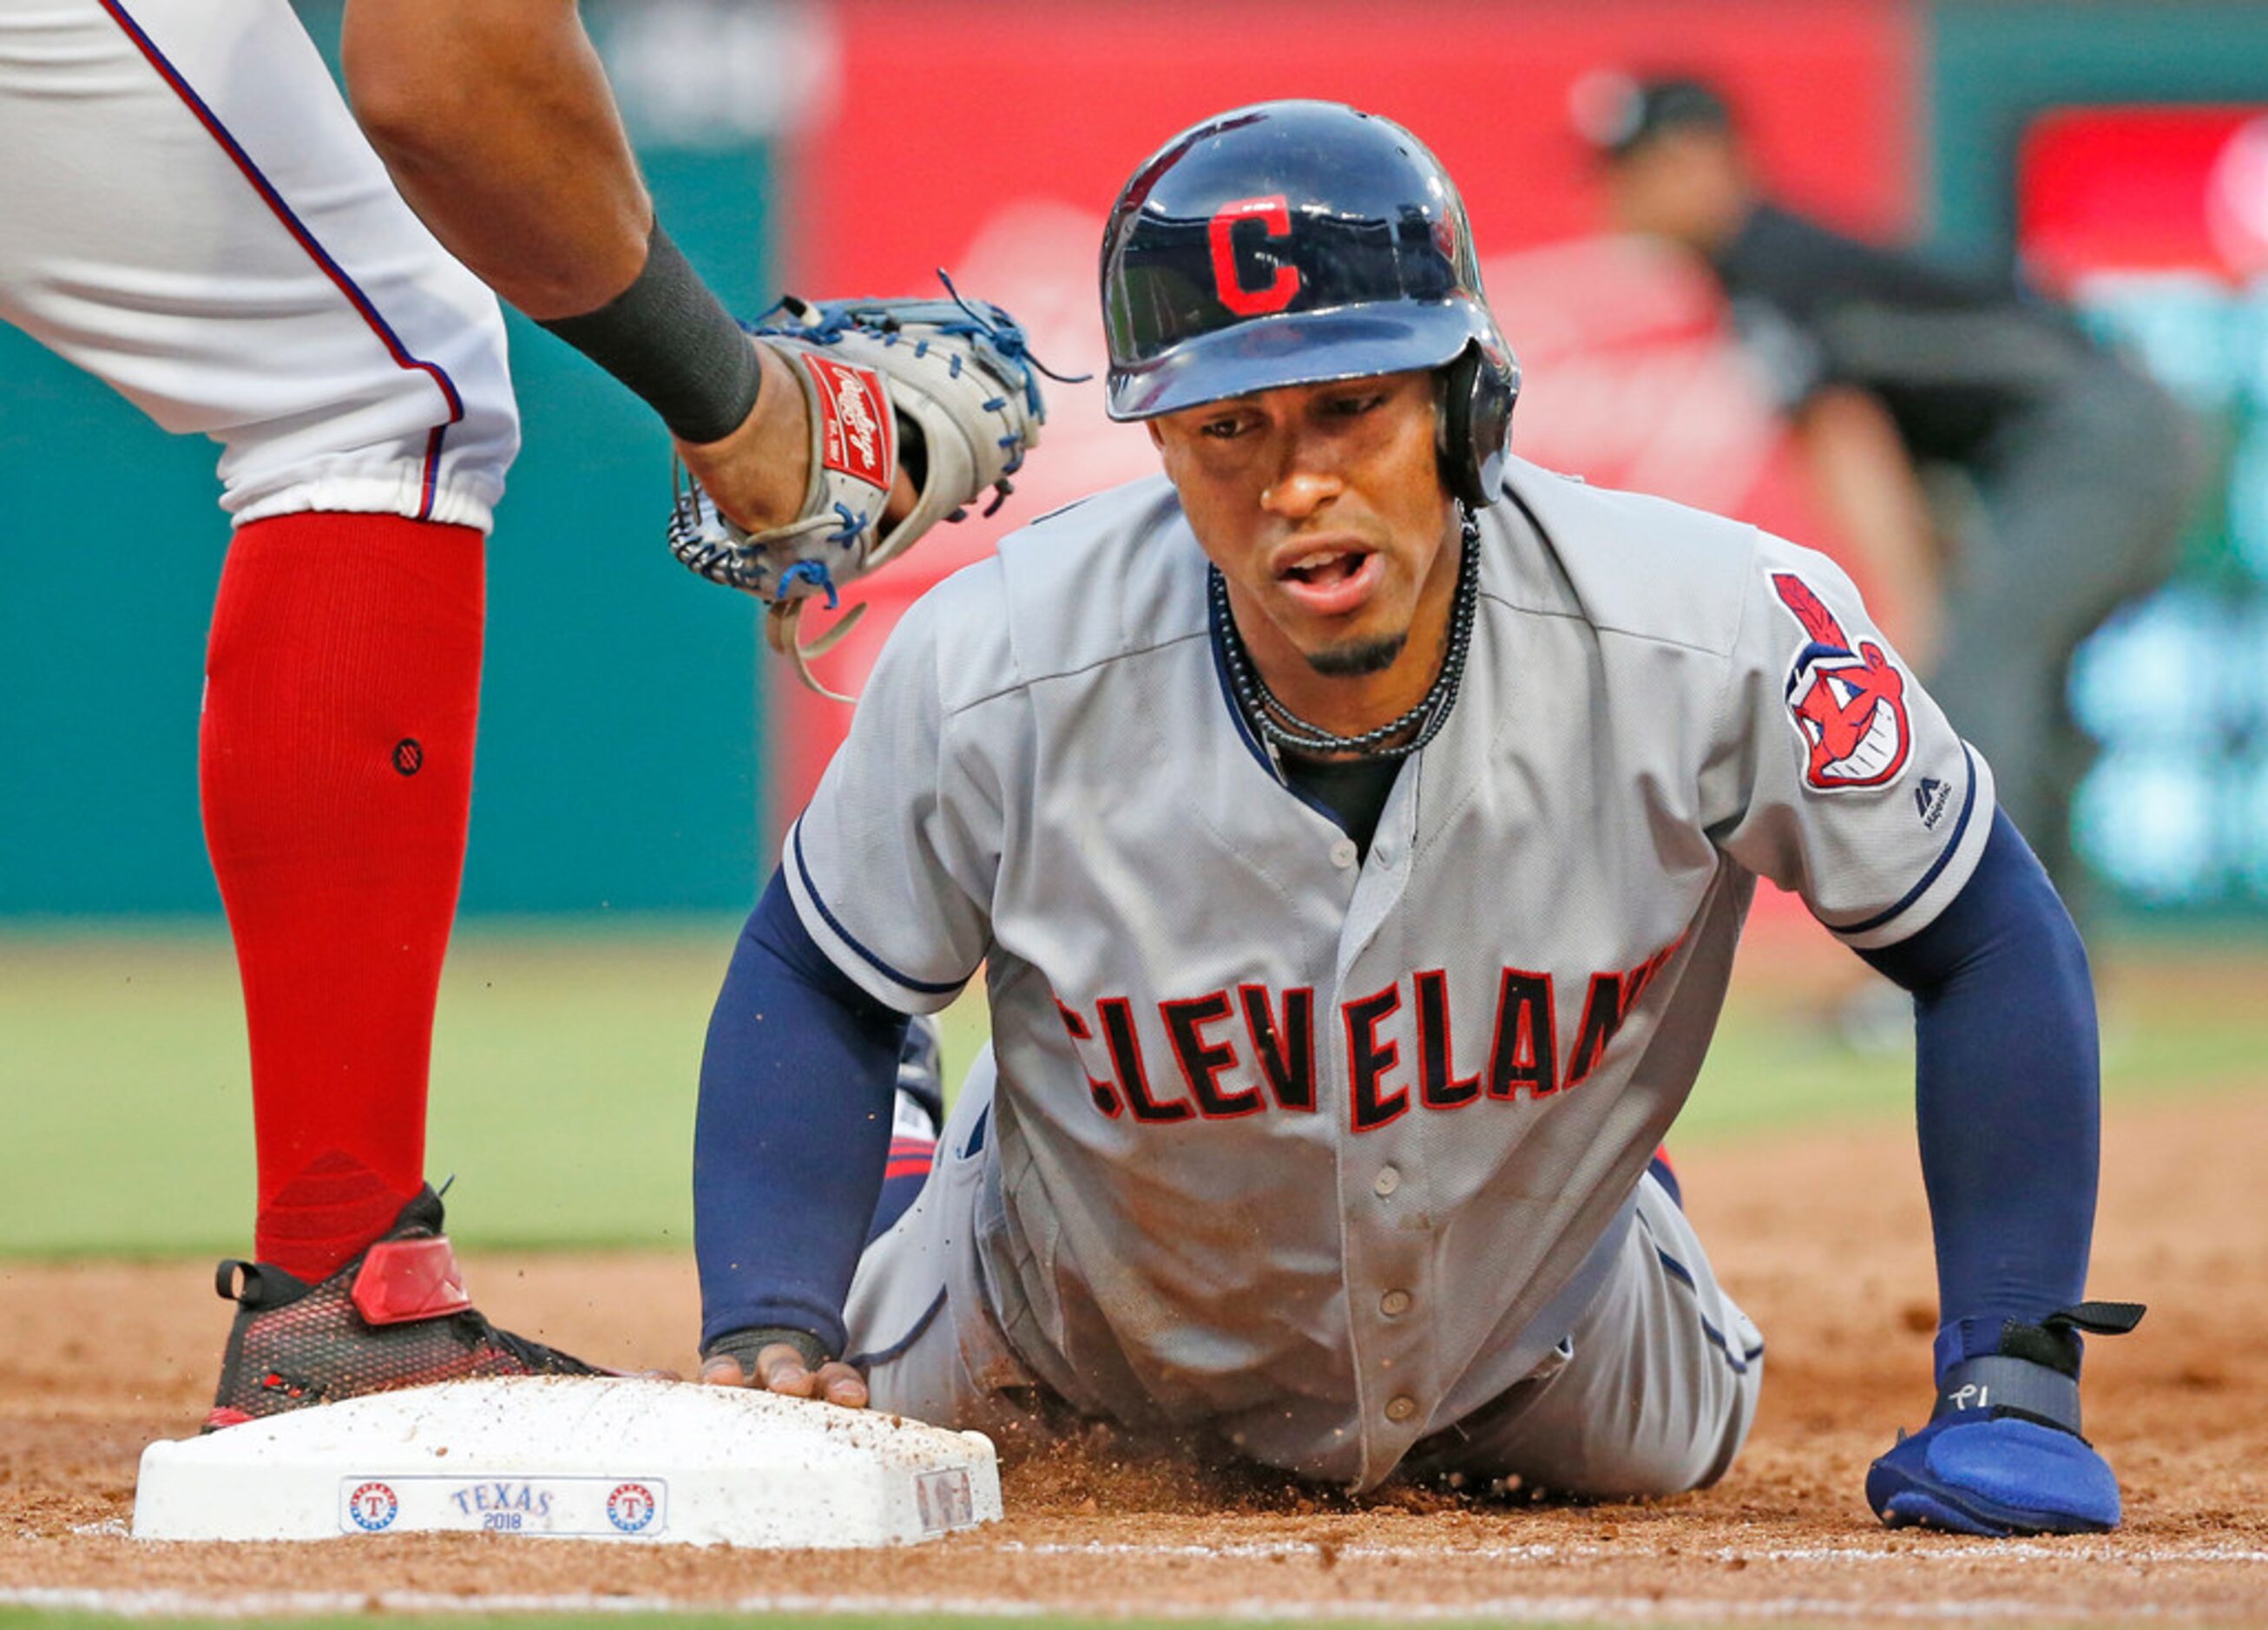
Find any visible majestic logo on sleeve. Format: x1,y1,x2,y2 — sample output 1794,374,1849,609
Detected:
1771,572,1910,791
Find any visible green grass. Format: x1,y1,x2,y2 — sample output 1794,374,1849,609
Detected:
0,922,733,1257
2,923,2261,1259
1670,960,2268,1139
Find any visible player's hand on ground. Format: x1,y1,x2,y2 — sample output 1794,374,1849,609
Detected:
1868,1388,2125,1538
1867,1410,2122,1535
699,1331,869,1410
1868,1303,2144,1535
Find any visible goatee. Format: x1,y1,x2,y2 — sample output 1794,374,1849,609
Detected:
1305,632,1409,678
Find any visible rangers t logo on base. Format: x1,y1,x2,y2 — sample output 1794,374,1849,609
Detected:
1772,571,1911,791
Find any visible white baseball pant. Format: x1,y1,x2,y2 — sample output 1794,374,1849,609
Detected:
0,0,516,529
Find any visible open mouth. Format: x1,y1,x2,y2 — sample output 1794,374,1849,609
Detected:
1280,547,1371,587
1275,545,1384,615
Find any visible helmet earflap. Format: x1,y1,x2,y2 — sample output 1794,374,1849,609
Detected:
1436,340,1520,510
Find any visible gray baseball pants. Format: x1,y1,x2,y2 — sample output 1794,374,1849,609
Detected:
845,1048,1763,1500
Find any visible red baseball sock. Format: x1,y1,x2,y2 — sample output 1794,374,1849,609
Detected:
201,511,484,1284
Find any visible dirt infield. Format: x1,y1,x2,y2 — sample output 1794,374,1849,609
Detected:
4,1088,2265,1625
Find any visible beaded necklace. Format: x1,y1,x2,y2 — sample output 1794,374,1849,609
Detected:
1212,509,1481,762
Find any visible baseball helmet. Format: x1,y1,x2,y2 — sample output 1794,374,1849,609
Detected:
1101,99,1519,509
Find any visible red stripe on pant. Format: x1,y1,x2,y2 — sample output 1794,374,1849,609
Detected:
872,1138,937,1240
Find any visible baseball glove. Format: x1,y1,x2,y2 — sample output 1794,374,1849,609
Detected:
667,278,1055,700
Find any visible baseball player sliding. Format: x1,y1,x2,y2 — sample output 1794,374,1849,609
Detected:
3,0,1037,1426
694,101,2142,1535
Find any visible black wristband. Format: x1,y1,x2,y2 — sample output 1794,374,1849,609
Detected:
536,218,760,444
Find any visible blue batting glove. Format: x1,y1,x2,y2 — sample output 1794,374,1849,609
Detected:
1868,1411,2120,1535
1868,1300,2144,1537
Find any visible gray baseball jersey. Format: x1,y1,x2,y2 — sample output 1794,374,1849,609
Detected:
786,455,1993,1489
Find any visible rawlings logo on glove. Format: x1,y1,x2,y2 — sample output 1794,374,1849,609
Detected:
667,276,1076,700
807,354,894,488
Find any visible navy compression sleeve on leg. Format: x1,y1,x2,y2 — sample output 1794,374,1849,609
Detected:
1857,809,2100,1377
694,868,910,1357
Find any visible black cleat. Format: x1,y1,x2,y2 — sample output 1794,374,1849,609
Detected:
206,1185,603,1430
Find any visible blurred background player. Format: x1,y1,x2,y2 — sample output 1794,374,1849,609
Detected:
1581,74,2200,928
0,0,851,1423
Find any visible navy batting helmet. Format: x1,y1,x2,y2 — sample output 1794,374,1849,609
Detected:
1101,99,1519,509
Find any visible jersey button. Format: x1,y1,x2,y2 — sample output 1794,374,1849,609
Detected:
1380,1289,1412,1318
1372,1166,1400,1198
1329,838,1358,870
1385,1394,1418,1423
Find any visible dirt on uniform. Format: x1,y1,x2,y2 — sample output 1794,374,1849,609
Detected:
3,1088,2265,1623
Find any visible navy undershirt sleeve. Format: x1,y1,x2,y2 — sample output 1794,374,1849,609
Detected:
694,867,910,1357
1857,808,2099,1377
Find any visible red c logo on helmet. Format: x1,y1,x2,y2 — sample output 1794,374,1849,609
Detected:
1208,195,1301,316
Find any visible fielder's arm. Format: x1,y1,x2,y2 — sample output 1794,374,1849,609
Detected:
339,0,812,530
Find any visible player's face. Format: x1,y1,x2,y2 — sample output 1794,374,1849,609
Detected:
1604,130,1752,253
1149,370,1458,687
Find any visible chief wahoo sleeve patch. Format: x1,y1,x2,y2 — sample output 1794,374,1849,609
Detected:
1771,571,1912,792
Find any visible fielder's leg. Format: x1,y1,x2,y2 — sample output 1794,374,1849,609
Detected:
0,0,514,1277
1402,1170,1763,1500
201,511,483,1273
0,1,593,1419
